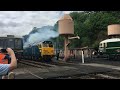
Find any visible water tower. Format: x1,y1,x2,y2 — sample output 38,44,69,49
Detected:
108,24,120,38
58,14,74,61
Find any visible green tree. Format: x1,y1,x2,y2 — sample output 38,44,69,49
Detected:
68,11,120,50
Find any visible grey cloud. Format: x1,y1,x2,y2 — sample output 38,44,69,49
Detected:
8,22,21,27
0,22,6,27
0,21,21,27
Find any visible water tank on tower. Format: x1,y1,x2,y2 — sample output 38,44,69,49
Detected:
108,24,120,37
58,14,74,36
58,14,74,61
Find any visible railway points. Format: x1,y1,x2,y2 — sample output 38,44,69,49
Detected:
12,58,120,79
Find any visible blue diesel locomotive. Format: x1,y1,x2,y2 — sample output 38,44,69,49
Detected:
21,41,55,62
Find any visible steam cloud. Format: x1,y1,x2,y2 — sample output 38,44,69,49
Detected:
23,26,59,48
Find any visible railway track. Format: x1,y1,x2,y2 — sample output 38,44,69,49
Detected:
19,60,56,68
24,69,44,79
17,59,120,79
47,72,120,79
19,59,77,67
48,60,78,66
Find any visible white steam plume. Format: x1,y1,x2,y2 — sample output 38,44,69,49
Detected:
23,26,59,48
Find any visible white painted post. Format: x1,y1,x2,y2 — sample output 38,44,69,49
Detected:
82,50,84,63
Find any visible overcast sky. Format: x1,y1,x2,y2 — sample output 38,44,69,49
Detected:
0,11,74,37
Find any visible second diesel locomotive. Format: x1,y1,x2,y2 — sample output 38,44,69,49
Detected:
98,38,120,59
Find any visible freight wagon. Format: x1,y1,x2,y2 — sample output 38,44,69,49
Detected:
0,35,23,51
0,35,23,60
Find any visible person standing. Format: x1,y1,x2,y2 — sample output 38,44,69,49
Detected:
0,48,17,79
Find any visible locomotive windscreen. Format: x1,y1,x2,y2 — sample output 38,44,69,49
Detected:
43,41,52,44
42,41,53,47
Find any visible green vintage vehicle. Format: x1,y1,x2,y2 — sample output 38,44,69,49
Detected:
98,38,120,59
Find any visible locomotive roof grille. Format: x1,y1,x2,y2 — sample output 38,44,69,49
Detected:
100,38,120,43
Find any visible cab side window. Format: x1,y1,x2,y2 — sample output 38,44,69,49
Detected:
38,44,41,48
